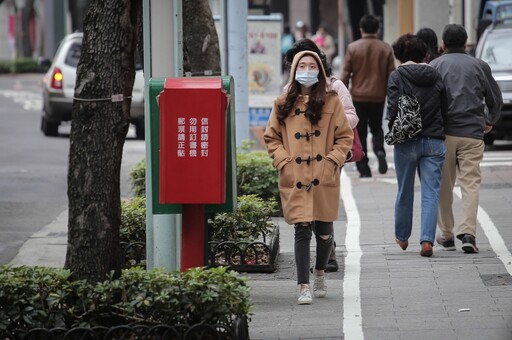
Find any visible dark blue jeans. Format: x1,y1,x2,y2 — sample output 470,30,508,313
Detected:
294,221,334,284
394,137,445,245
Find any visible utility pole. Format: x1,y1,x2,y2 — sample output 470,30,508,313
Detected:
143,0,183,271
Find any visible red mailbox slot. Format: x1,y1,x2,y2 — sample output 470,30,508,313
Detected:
159,78,228,204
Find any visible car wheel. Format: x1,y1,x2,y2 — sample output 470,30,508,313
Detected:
135,119,145,140
41,116,59,137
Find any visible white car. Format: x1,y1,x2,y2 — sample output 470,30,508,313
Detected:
475,22,512,145
41,32,145,139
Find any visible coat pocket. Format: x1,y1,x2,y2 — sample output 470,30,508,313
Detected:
279,161,295,188
320,159,339,187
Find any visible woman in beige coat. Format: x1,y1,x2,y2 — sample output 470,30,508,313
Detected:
264,50,353,304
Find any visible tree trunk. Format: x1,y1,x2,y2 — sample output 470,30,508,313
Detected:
20,0,34,58
65,0,142,282
68,0,92,32
183,0,221,75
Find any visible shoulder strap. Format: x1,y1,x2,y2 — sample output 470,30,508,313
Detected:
396,70,414,97
396,73,405,95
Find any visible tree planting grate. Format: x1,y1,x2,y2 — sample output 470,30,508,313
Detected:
480,273,512,286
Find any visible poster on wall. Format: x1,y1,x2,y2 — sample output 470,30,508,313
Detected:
247,15,283,127
214,14,283,129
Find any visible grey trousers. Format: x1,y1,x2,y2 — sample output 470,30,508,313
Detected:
294,221,334,284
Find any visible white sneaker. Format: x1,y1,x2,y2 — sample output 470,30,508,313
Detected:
313,275,327,298
297,288,313,305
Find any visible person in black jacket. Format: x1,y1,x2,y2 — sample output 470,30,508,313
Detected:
416,27,440,63
386,34,447,257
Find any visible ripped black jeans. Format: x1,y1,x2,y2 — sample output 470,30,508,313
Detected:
294,221,334,285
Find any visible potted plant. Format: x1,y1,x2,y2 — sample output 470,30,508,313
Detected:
208,194,280,273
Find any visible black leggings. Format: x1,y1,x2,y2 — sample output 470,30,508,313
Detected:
294,221,334,284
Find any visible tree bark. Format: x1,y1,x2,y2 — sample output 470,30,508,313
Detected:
20,0,34,58
65,0,142,282
183,0,221,75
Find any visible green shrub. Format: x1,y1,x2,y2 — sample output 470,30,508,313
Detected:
208,194,278,242
0,59,48,74
115,267,251,326
0,61,12,74
13,58,46,73
120,196,146,243
0,265,251,330
236,144,279,205
128,159,146,197
0,266,74,330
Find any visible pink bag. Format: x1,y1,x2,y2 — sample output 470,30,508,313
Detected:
346,127,364,163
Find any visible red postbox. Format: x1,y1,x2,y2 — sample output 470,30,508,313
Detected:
159,78,228,204
158,77,229,270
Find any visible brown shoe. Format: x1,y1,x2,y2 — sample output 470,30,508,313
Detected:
396,239,408,250
420,242,433,257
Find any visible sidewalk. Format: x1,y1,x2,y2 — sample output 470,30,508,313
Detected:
9,163,512,340
246,164,512,340
9,210,67,268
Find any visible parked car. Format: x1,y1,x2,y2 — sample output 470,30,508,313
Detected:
474,22,512,145
477,0,512,39
41,32,145,139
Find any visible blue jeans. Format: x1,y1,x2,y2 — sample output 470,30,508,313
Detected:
394,137,445,245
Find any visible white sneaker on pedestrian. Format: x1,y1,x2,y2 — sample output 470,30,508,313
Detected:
313,274,327,298
297,288,313,305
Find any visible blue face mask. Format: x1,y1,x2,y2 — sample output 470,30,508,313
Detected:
295,70,319,88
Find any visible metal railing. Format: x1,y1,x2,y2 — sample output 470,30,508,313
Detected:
1,317,249,340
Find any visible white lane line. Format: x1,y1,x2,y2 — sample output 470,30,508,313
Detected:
480,162,512,167
0,89,42,111
454,187,512,276
341,170,364,340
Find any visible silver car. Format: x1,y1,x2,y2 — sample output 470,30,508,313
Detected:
475,22,512,145
41,32,145,139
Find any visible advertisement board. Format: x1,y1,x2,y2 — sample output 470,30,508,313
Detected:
215,14,283,129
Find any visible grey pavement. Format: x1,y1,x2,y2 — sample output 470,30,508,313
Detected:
8,155,512,340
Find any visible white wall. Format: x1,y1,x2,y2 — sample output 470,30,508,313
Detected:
383,0,399,45
414,0,453,43
414,0,480,47
0,5,14,60
383,0,480,50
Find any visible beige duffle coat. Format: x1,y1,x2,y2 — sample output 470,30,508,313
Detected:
264,52,353,225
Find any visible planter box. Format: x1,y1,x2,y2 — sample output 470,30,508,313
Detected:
121,241,146,269
208,224,280,273
121,225,281,273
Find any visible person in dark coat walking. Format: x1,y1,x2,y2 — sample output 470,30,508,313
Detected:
416,27,441,63
387,34,448,257
430,24,503,253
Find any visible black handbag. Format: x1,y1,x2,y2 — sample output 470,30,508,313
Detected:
385,73,422,145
